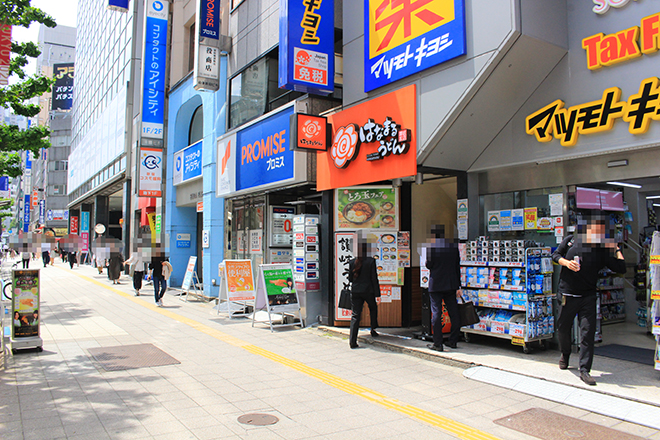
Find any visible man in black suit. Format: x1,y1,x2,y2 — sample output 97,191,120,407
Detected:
425,225,461,352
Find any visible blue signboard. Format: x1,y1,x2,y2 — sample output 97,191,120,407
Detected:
279,0,334,95
199,0,220,39
38,200,46,224
236,107,295,192
183,140,203,182
0,176,8,197
108,0,130,12
176,233,191,248
23,195,30,232
80,211,90,233
25,151,31,171
141,0,169,139
363,0,466,92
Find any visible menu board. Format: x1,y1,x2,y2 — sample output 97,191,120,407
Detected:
270,206,295,246
335,232,357,321
335,186,399,230
369,231,398,284
12,270,40,338
397,231,411,267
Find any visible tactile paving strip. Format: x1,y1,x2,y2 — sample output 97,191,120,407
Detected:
88,343,180,371
494,408,644,440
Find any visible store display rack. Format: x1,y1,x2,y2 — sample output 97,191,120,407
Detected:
460,247,555,353
597,270,626,328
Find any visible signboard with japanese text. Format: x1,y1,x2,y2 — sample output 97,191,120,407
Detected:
23,195,30,232
318,85,417,191
138,147,163,197
260,265,298,308
236,106,295,192
0,25,11,85
193,0,221,91
80,211,90,252
524,207,538,230
173,140,203,186
0,176,8,198
38,200,46,225
279,0,335,95
335,186,399,230
270,206,295,247
70,216,79,235
364,0,466,92
181,256,198,292
290,113,328,151
224,260,256,301
52,63,74,111
335,232,357,321
141,0,169,142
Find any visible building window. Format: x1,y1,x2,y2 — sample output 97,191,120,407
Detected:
189,106,203,145
48,160,68,172
49,184,67,196
188,23,196,73
228,50,305,129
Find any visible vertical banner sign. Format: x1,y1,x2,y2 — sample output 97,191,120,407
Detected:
38,200,46,225
0,176,9,198
23,195,30,232
0,25,11,85
52,63,75,111
32,188,38,208
139,147,163,197
364,0,466,92
279,0,334,95
80,211,90,252
108,0,130,12
193,0,221,91
70,216,79,235
335,232,357,321
141,0,169,143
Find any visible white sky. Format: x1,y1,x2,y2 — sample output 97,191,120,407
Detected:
11,0,78,76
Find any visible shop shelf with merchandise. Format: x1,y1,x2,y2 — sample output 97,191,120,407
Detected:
460,246,556,353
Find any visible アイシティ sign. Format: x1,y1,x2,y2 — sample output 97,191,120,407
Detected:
173,140,203,185
364,0,466,92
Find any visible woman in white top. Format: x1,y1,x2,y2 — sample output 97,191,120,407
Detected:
124,251,145,296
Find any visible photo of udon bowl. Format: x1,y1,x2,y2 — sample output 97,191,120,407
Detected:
342,201,376,225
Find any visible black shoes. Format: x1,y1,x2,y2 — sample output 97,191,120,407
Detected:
427,344,444,352
349,343,359,349
370,330,379,337
559,354,569,370
447,342,458,349
580,371,596,386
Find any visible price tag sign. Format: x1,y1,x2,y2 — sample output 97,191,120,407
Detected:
491,322,506,334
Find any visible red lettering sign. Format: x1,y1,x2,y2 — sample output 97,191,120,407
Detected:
70,216,79,235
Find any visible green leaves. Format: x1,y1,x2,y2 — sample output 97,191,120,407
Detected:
0,0,56,28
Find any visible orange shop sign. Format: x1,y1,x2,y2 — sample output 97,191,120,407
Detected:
317,84,417,191
290,113,328,151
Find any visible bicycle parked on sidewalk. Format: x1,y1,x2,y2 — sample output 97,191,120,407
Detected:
1,261,18,301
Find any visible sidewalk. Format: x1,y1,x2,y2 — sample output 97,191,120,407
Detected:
1,260,659,440
318,323,660,407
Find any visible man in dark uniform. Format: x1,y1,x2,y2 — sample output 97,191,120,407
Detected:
425,225,461,352
552,216,625,386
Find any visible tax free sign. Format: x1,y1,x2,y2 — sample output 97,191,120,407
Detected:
141,0,169,141
173,140,203,186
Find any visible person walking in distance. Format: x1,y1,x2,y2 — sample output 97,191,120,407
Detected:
21,250,31,269
148,249,170,307
125,250,145,296
348,240,380,349
425,225,462,352
553,215,626,386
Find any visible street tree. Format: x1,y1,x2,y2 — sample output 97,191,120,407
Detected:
0,0,56,177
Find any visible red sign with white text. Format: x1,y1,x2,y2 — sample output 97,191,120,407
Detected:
0,25,11,85
317,85,417,191
70,216,79,235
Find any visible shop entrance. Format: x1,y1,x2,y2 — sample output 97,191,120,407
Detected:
568,177,660,356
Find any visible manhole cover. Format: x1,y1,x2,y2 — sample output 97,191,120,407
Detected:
494,408,644,440
88,343,180,371
237,413,279,426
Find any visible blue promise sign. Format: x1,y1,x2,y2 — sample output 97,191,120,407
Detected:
141,0,169,140
236,107,295,192
364,0,466,92
199,0,220,39
279,0,334,95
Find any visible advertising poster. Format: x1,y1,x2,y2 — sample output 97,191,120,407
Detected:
138,147,163,197
549,193,563,216
512,209,524,231
368,232,398,284
336,186,398,230
500,210,512,231
397,231,411,267
12,270,40,338
335,232,357,321
524,207,538,230
380,285,393,303
261,266,297,307
457,199,468,219
52,63,74,111
224,260,255,301
487,211,501,232
181,256,198,292
537,217,553,230
250,229,263,254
